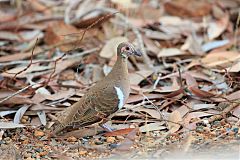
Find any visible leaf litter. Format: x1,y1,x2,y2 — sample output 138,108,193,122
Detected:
0,0,240,159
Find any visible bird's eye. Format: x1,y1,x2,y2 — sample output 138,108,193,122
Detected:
125,46,130,51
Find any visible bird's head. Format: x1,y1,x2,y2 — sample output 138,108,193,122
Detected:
117,42,142,59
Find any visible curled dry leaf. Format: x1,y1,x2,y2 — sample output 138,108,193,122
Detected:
168,110,182,133
14,105,30,124
207,15,229,40
188,86,215,98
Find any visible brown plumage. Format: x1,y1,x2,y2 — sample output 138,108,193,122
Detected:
52,42,142,135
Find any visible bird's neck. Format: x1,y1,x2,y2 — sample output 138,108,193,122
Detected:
110,57,128,78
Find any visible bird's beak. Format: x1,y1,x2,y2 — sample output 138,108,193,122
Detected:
133,49,142,57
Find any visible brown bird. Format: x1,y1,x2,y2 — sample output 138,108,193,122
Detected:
52,42,142,135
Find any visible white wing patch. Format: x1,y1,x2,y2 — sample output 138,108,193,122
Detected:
114,86,124,110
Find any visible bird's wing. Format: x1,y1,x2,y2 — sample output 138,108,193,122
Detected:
70,84,120,125
53,84,120,134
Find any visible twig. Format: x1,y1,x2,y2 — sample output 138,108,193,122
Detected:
72,7,153,69
43,53,66,87
0,47,100,67
208,101,240,123
0,81,44,104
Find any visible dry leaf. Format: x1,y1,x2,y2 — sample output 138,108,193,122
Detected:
14,105,30,124
44,21,80,51
201,51,240,68
104,128,134,136
0,122,25,129
202,39,230,52
181,34,203,55
111,0,138,9
139,122,166,132
168,110,182,133
158,48,185,57
164,0,212,17
224,61,240,72
129,70,153,85
132,107,162,119
188,86,215,98
207,15,229,40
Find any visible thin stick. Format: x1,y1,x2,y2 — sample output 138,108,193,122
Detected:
0,81,43,104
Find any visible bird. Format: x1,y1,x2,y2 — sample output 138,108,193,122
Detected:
52,42,142,135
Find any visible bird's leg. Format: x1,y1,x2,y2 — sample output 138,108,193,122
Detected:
95,111,114,132
99,114,115,132
100,123,113,132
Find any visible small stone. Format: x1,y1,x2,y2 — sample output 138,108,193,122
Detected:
220,128,226,133
39,151,48,156
95,140,103,145
116,135,125,140
106,137,115,143
228,131,235,136
22,115,29,120
34,130,44,137
220,119,226,125
233,128,239,133
79,150,87,156
196,126,204,133
203,127,210,133
67,136,77,142
210,131,216,136
20,118,27,124
225,123,231,128
26,158,35,160
23,152,31,158
4,137,12,144
109,143,119,149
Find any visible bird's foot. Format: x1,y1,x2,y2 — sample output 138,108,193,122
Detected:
100,124,113,132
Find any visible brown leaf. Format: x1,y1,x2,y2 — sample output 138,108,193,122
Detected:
126,94,163,104
44,21,80,51
63,127,103,138
116,128,138,151
0,96,34,105
104,128,134,137
168,110,182,133
74,14,112,28
0,47,43,62
132,107,162,119
164,88,184,98
129,70,153,85
184,72,198,87
164,0,212,18
188,86,215,98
